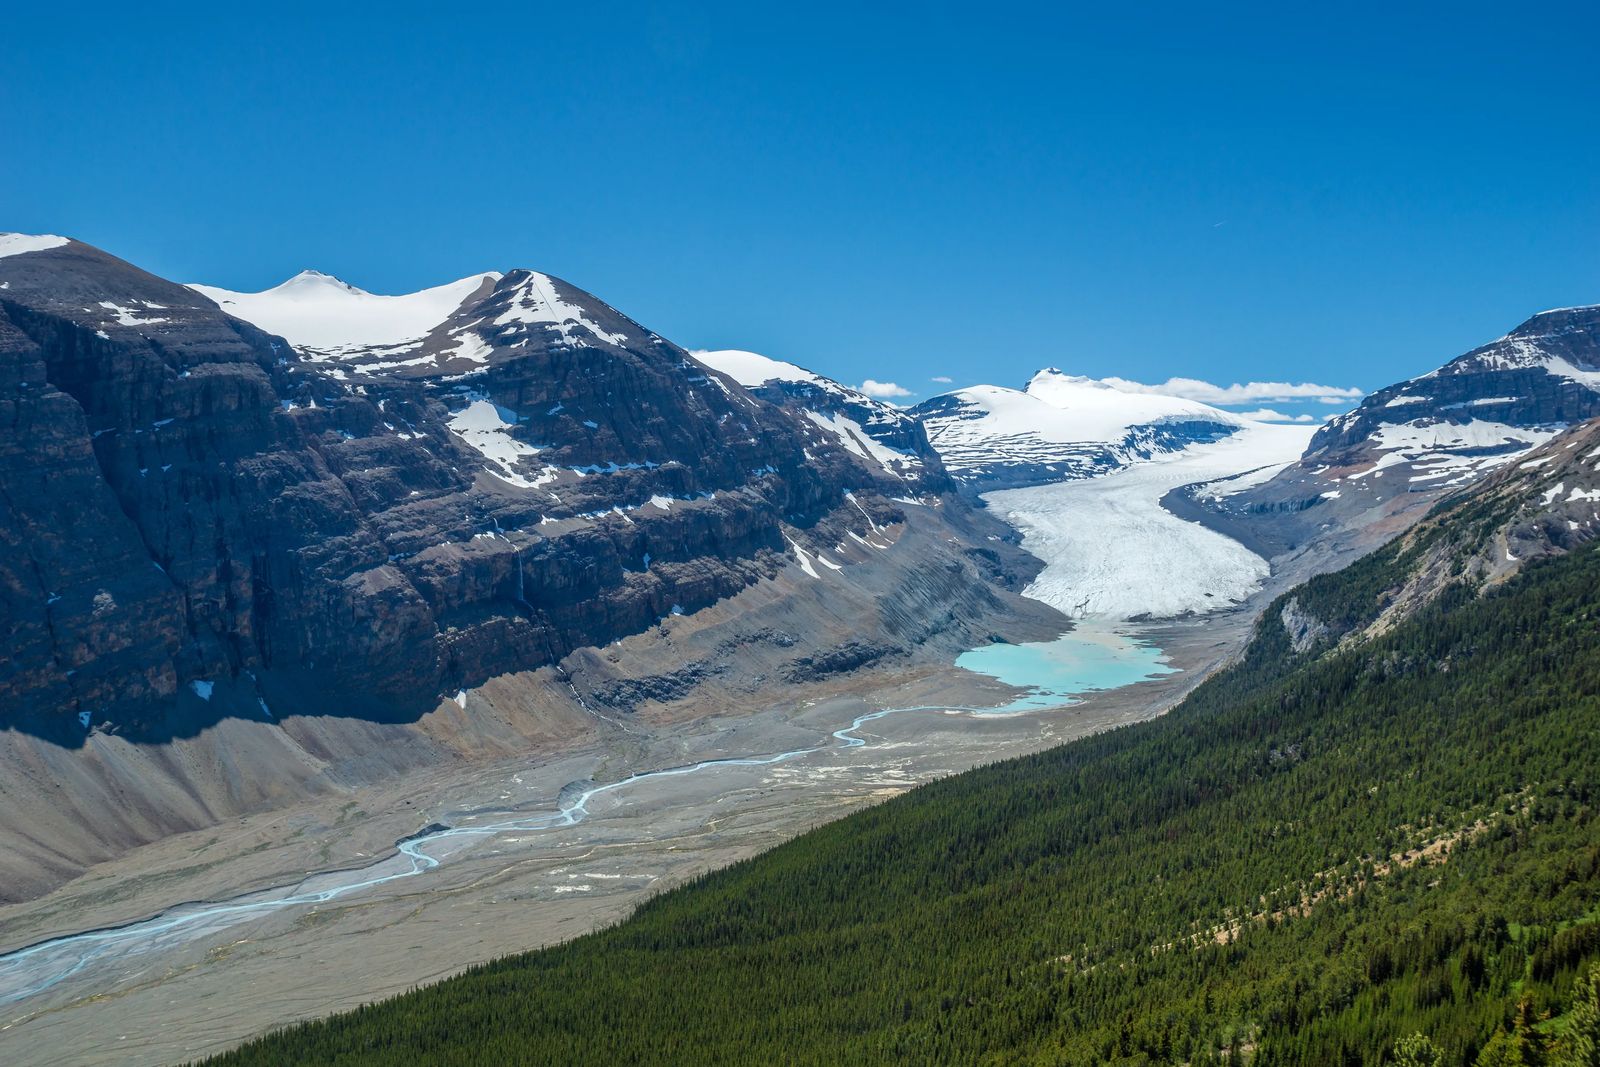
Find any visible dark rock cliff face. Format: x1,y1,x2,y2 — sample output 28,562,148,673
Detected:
0,240,946,742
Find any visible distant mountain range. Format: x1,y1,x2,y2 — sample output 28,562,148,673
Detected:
679,302,1600,623
12,233,1596,713
9,232,1596,739
189,261,1600,537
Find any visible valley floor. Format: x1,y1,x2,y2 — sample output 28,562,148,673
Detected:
0,618,1244,1067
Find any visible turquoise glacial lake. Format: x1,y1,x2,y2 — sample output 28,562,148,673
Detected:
954,621,1179,712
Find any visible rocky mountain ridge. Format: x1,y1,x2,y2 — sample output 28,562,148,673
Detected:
1187,304,1600,564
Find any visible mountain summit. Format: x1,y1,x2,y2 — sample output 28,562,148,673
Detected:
912,369,1246,490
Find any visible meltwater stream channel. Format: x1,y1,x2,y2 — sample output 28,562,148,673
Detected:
0,622,1176,1009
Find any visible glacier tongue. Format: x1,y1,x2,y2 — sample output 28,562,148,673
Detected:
986,422,1315,619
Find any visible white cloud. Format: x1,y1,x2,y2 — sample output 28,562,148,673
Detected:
859,379,913,398
1099,376,1363,406
1236,408,1316,423
931,375,953,384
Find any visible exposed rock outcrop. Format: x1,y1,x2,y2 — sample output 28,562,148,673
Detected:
1278,598,1330,654
1355,416,1600,634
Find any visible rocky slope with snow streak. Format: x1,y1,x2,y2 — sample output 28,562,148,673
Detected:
693,349,948,493
1277,414,1600,648
913,370,1243,490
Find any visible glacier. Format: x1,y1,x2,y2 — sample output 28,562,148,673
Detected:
985,421,1315,619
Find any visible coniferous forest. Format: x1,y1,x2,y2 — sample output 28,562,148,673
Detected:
205,524,1600,1066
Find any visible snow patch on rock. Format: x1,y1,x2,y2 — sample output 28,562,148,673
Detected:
447,397,554,489
494,272,629,347
803,409,913,471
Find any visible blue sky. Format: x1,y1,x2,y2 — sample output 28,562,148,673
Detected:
3,2,1596,418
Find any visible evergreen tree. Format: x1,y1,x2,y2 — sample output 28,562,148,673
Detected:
1557,965,1600,1067
1478,1000,1549,1067
1394,1032,1443,1067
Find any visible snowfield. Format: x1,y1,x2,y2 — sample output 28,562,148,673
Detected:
692,348,835,390
986,421,1315,619
447,397,552,489
0,233,70,260
190,270,499,353
1352,419,1562,488
1022,370,1245,442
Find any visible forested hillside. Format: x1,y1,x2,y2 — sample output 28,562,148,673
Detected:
206,494,1600,1066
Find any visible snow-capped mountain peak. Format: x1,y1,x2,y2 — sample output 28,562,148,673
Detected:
188,266,660,377
1305,302,1600,491
274,269,371,296
1191,300,1600,567
481,269,633,348
1026,367,1114,390
692,349,833,392
913,368,1246,490
1023,368,1245,432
